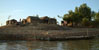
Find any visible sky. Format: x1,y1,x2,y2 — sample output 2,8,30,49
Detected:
0,0,99,26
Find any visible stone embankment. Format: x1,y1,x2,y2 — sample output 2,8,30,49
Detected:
0,24,99,41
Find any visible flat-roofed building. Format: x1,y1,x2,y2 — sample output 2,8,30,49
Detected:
22,19,27,24
40,16,57,24
26,16,41,24
6,19,17,25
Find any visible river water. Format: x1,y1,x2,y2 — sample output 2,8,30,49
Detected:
0,37,99,50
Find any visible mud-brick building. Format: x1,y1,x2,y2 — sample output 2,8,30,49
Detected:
26,16,41,24
40,16,49,24
6,16,57,26
6,19,17,25
40,16,57,24
48,18,57,24
24,16,57,24
22,19,27,24
61,21,67,26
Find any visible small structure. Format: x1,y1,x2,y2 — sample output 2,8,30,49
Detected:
48,18,57,24
40,16,57,24
6,19,17,25
61,21,67,26
40,16,49,24
26,16,41,24
22,19,27,24
6,16,57,26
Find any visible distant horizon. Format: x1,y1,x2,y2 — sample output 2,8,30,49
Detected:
0,0,99,26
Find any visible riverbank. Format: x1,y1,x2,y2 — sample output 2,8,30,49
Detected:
0,24,99,41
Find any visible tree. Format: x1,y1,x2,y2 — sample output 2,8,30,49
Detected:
79,3,91,20
57,15,63,18
66,10,74,26
63,14,71,23
62,3,97,27
91,11,96,21
94,12,99,26
63,10,80,26
75,7,79,13
36,14,39,17
95,12,99,20
82,17,90,26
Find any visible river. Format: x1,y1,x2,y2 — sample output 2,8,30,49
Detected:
0,37,99,50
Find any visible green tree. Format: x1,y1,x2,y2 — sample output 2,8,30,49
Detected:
63,14,71,23
63,3,94,27
36,14,39,17
95,12,99,20
91,11,96,21
79,3,91,20
75,7,79,13
74,7,82,24
63,10,81,26
66,10,74,26
94,12,99,26
82,17,90,26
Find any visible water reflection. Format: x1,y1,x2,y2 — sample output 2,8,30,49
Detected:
0,38,99,50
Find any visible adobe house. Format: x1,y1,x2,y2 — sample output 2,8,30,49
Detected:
40,16,49,23
61,21,67,26
26,16,57,24
26,16,41,24
22,19,27,24
40,16,57,24
6,19,17,25
48,18,57,24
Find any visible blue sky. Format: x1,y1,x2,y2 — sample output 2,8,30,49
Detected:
0,0,99,26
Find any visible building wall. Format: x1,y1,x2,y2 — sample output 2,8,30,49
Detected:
48,19,56,24
26,16,41,24
22,19,27,24
6,19,17,25
40,16,57,24
27,17,31,23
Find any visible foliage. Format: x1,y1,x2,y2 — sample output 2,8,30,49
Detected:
81,18,90,26
79,3,91,20
95,12,99,21
62,3,99,27
63,14,71,23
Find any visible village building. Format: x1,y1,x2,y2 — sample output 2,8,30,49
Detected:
22,19,27,24
6,19,17,25
61,21,67,26
40,16,57,24
48,18,57,24
6,16,57,26
40,16,49,24
26,16,41,24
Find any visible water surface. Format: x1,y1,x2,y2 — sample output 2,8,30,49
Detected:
0,38,99,50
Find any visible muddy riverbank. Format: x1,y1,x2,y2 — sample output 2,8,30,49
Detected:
0,25,99,41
